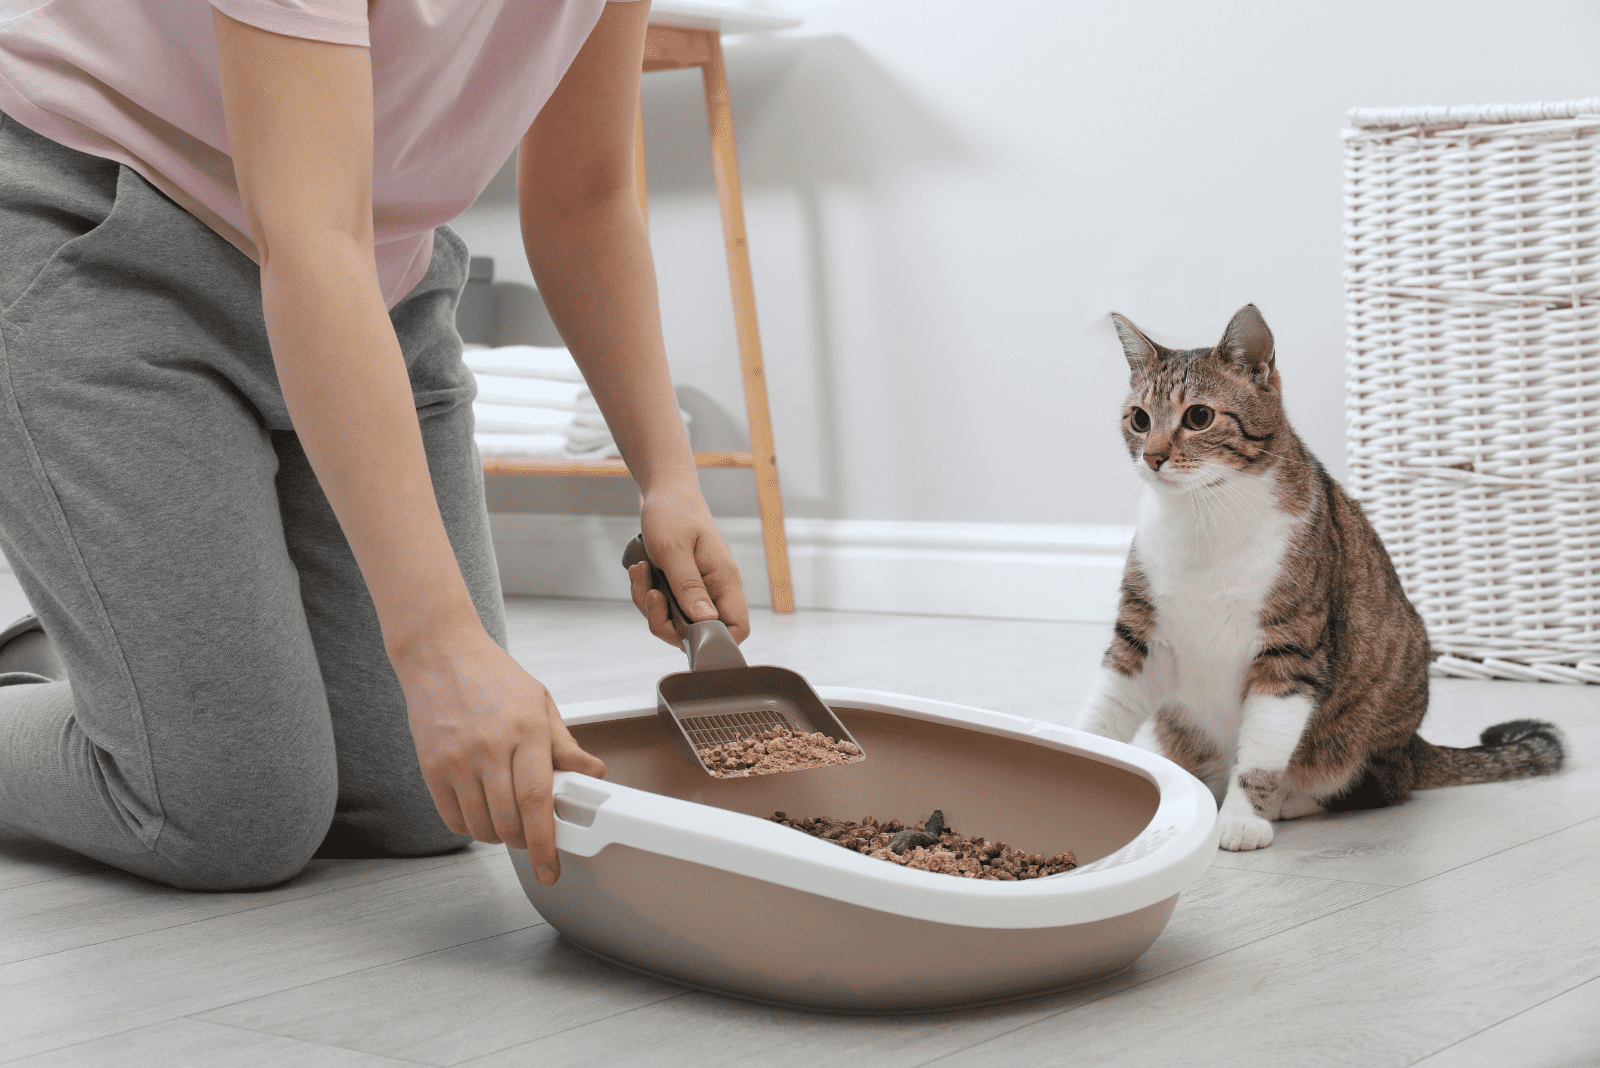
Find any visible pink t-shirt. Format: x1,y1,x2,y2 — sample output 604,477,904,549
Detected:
0,0,627,307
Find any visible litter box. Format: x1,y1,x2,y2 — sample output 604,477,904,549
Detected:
508,687,1219,1013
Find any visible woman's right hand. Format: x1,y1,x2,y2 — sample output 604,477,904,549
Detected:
393,624,605,885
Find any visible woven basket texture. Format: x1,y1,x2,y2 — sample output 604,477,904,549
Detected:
1345,99,1600,683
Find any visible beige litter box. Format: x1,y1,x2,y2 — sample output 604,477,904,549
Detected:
508,688,1219,1013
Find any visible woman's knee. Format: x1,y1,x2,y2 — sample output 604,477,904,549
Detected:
152,776,338,891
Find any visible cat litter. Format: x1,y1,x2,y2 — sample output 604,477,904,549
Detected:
770,809,1077,880
697,725,861,777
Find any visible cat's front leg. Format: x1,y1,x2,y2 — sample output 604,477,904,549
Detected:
1076,665,1161,743
1216,692,1314,851
1079,561,1164,743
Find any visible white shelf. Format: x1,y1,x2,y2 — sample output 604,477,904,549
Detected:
647,0,802,35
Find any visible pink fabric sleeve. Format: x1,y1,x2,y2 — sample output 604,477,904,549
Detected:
208,0,371,47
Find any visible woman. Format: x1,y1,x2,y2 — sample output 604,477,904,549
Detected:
0,0,747,890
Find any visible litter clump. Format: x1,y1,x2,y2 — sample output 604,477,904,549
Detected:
697,725,861,777
768,809,1077,880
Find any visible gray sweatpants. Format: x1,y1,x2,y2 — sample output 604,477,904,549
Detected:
0,113,504,890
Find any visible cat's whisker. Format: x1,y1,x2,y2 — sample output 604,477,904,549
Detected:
1212,486,1254,539
1190,466,1230,532
1220,480,1275,526
1176,473,1222,548
1195,484,1226,546
1199,463,1278,521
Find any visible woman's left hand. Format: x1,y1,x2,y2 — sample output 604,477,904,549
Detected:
629,480,750,646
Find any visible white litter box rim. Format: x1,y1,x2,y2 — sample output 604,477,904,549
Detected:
544,687,1220,929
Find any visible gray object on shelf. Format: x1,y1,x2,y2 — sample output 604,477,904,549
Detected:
456,255,494,344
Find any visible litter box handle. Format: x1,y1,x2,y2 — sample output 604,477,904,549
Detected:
622,534,746,672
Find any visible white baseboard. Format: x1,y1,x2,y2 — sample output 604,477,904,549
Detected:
489,513,1133,623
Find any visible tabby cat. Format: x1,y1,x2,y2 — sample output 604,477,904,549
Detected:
1076,304,1566,851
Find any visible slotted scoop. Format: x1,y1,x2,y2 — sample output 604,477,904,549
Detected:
622,535,866,777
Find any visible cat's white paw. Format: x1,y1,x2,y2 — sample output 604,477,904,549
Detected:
1217,814,1274,851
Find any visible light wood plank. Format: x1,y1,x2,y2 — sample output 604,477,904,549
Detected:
932,816,1600,1068
1410,974,1600,1068
1128,865,1390,979
0,821,109,891
7,1018,416,1068
1210,676,1600,887
447,866,1383,1068
0,852,537,1062
195,923,682,1066
0,843,497,966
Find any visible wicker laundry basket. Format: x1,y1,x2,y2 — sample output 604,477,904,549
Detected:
1345,99,1600,683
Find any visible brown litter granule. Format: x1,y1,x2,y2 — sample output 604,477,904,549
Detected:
768,808,1076,881
696,725,861,777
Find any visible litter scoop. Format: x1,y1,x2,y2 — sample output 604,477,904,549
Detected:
622,535,866,777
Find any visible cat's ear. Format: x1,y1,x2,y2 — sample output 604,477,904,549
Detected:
1110,313,1161,372
1218,304,1275,384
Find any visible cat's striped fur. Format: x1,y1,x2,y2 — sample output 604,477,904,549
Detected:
1077,305,1565,851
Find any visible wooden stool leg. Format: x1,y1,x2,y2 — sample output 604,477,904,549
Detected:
699,32,795,613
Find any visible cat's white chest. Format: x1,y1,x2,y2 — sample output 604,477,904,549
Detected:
1136,478,1295,733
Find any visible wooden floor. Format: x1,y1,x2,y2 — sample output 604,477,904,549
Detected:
2,579,1596,1067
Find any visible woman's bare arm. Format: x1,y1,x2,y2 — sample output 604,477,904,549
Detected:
211,10,602,883
518,0,751,645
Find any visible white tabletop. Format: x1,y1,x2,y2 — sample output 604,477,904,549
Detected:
647,0,802,34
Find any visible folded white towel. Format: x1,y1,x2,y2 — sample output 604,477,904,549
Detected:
475,433,603,459
472,374,588,411
466,344,687,460
471,403,576,436
463,345,585,383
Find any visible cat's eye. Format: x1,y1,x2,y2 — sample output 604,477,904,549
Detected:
1129,407,1151,433
1183,405,1215,431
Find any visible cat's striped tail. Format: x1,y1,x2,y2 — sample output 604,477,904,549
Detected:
1411,719,1566,789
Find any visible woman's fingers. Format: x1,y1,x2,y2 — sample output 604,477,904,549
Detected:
453,781,502,845
644,590,679,644
628,561,680,645
482,764,527,849
512,725,559,885
548,705,607,779
627,559,651,615
697,540,750,643
422,772,469,837
649,536,717,625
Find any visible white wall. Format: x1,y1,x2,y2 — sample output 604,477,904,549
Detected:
452,0,1600,610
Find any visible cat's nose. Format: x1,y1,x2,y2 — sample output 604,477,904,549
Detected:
1144,451,1167,471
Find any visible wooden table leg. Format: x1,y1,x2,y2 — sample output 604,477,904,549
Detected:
699,31,795,613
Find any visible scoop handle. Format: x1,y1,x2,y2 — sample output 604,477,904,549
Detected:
621,535,748,671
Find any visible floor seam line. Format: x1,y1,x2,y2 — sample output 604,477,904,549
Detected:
448,992,694,1066
1391,811,1600,886
1204,864,1403,887
185,922,550,1020
184,1018,438,1066
914,885,1414,1064
0,868,114,894
1399,971,1600,1067
0,851,504,969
